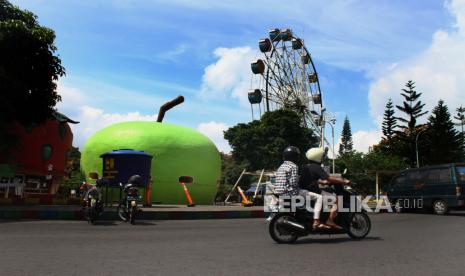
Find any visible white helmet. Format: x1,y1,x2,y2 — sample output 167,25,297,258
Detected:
305,147,325,163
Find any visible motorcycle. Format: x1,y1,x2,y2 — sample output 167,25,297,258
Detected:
117,175,142,225
82,185,104,224
267,182,371,244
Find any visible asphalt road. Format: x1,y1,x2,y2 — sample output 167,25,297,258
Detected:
1,212,465,276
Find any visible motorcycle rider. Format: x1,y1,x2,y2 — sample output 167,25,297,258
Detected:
301,147,351,229
80,181,103,207
274,146,327,230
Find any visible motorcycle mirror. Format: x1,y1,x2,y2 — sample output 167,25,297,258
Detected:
89,172,99,180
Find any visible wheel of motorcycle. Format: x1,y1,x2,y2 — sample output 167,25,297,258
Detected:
117,203,129,222
269,213,298,244
347,212,371,239
432,199,448,215
130,207,136,225
83,207,91,222
90,210,96,224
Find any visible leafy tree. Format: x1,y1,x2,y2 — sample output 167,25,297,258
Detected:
224,109,318,170
423,100,464,164
58,146,84,197
335,150,406,195
395,80,428,166
338,116,353,156
382,98,397,140
0,0,65,149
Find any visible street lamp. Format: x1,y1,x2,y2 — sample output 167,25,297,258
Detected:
326,119,336,174
415,127,429,168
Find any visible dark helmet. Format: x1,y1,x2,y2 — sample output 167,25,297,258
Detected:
282,146,300,163
96,178,109,187
128,175,142,186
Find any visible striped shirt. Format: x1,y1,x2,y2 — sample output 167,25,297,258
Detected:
274,161,299,195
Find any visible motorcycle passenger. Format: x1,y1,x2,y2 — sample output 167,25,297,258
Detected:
274,146,326,230
302,147,351,230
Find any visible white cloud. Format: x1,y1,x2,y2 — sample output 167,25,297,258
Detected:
352,130,382,153
197,121,231,153
56,83,86,118
157,44,189,62
56,83,158,148
368,0,465,126
69,106,158,148
199,46,257,106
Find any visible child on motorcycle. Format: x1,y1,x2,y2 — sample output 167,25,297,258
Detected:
274,146,327,230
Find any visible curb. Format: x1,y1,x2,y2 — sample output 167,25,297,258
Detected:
0,198,82,206
0,209,267,221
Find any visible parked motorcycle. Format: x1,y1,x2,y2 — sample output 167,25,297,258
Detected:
268,183,371,244
82,185,104,224
117,175,142,225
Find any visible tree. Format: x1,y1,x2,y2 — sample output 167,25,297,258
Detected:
396,80,427,135
382,98,397,140
395,80,428,166
454,105,465,151
335,150,406,195
0,0,65,139
224,109,318,170
338,116,353,156
423,100,464,164
61,147,84,191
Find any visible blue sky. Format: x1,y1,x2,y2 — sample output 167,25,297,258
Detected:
11,0,465,153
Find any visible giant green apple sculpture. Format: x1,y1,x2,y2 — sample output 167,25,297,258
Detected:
80,121,221,204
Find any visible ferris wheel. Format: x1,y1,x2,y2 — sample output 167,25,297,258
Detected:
248,28,326,146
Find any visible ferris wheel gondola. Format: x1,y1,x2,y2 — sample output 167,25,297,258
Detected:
248,28,326,146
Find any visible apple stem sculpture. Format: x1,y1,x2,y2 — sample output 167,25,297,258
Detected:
179,176,195,207
156,95,185,123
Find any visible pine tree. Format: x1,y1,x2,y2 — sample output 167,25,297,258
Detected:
395,80,428,166
339,116,353,156
424,100,463,165
454,105,465,154
396,80,428,135
382,98,397,140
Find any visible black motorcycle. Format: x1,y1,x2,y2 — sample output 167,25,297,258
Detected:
268,184,371,244
117,175,142,225
82,185,104,224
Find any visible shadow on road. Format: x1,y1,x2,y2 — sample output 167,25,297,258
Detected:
396,210,465,217
132,221,157,226
445,212,465,217
91,220,157,226
90,220,119,226
295,236,382,244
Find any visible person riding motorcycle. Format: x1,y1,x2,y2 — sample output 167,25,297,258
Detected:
301,147,351,229
274,146,326,230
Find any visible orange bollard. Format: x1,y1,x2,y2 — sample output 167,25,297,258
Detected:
143,176,153,207
237,186,253,206
145,185,152,207
179,176,195,207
